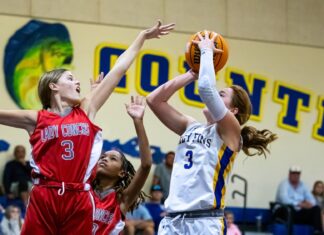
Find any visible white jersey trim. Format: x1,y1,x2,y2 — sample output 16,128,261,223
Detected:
83,131,103,183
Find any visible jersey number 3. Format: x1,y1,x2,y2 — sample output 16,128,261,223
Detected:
184,150,193,169
61,140,75,160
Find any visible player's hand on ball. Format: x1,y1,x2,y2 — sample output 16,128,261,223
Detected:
185,30,229,72
192,30,223,54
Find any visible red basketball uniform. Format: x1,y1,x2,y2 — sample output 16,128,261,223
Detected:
93,189,125,235
21,107,103,235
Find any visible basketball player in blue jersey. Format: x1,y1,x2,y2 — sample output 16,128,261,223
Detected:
147,31,277,235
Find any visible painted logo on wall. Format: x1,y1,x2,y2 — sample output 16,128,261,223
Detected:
0,138,167,164
0,140,10,153
3,20,73,109
103,137,167,164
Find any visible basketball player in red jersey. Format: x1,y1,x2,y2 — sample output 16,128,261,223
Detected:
92,95,151,235
0,20,174,235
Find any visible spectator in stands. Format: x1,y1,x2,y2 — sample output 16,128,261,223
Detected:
3,145,32,206
275,165,323,232
145,185,166,234
152,151,174,202
124,203,154,235
312,180,324,230
312,180,324,210
225,210,242,235
0,205,24,235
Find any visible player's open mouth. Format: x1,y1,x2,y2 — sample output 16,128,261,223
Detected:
76,87,80,93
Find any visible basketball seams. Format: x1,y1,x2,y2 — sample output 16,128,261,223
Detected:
185,42,193,70
192,35,200,72
214,36,223,71
185,31,228,73
190,42,196,72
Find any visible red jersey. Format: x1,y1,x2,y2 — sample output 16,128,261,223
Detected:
29,107,103,183
93,189,125,235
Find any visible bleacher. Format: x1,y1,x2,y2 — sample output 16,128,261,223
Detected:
228,174,316,235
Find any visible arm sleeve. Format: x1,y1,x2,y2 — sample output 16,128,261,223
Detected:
197,48,228,121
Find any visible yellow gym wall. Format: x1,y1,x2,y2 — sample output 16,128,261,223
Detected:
0,14,323,208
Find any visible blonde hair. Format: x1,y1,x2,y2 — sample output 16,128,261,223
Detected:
38,68,67,109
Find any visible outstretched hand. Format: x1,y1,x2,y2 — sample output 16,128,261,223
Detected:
143,20,175,39
192,30,223,54
125,95,146,120
90,72,104,91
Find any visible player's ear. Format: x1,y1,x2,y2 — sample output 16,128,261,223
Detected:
49,82,59,91
230,107,239,115
118,171,126,178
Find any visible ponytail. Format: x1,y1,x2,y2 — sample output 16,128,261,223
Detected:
241,126,278,157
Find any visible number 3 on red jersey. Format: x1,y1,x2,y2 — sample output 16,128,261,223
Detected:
61,140,74,160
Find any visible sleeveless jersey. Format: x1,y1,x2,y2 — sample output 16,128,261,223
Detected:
29,107,103,183
93,189,125,235
165,122,237,212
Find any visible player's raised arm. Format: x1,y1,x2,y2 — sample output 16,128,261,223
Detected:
146,70,197,136
120,96,151,214
82,20,175,121
193,31,241,151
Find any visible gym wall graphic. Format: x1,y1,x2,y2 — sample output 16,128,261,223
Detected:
0,18,323,164
3,20,73,110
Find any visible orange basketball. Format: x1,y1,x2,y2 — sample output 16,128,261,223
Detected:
185,31,229,73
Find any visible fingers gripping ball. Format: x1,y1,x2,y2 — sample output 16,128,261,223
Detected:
185,31,229,73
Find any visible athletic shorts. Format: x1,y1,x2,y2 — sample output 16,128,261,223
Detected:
21,185,94,235
158,215,227,235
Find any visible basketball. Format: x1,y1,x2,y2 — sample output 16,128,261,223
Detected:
185,31,229,73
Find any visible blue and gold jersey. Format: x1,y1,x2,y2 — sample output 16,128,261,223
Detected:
165,122,237,212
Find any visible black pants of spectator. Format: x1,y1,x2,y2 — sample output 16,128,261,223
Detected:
274,205,323,232
17,180,29,194
294,206,323,232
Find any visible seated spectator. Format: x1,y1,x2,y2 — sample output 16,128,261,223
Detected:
145,185,166,234
0,205,24,235
275,165,323,232
312,180,324,230
152,151,174,202
125,203,154,235
225,210,242,235
312,181,324,210
2,145,32,206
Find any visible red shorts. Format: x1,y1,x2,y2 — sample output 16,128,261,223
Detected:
21,184,94,235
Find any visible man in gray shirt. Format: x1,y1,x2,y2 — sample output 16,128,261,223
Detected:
152,151,175,202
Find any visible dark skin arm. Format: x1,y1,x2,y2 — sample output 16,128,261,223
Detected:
120,96,152,215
